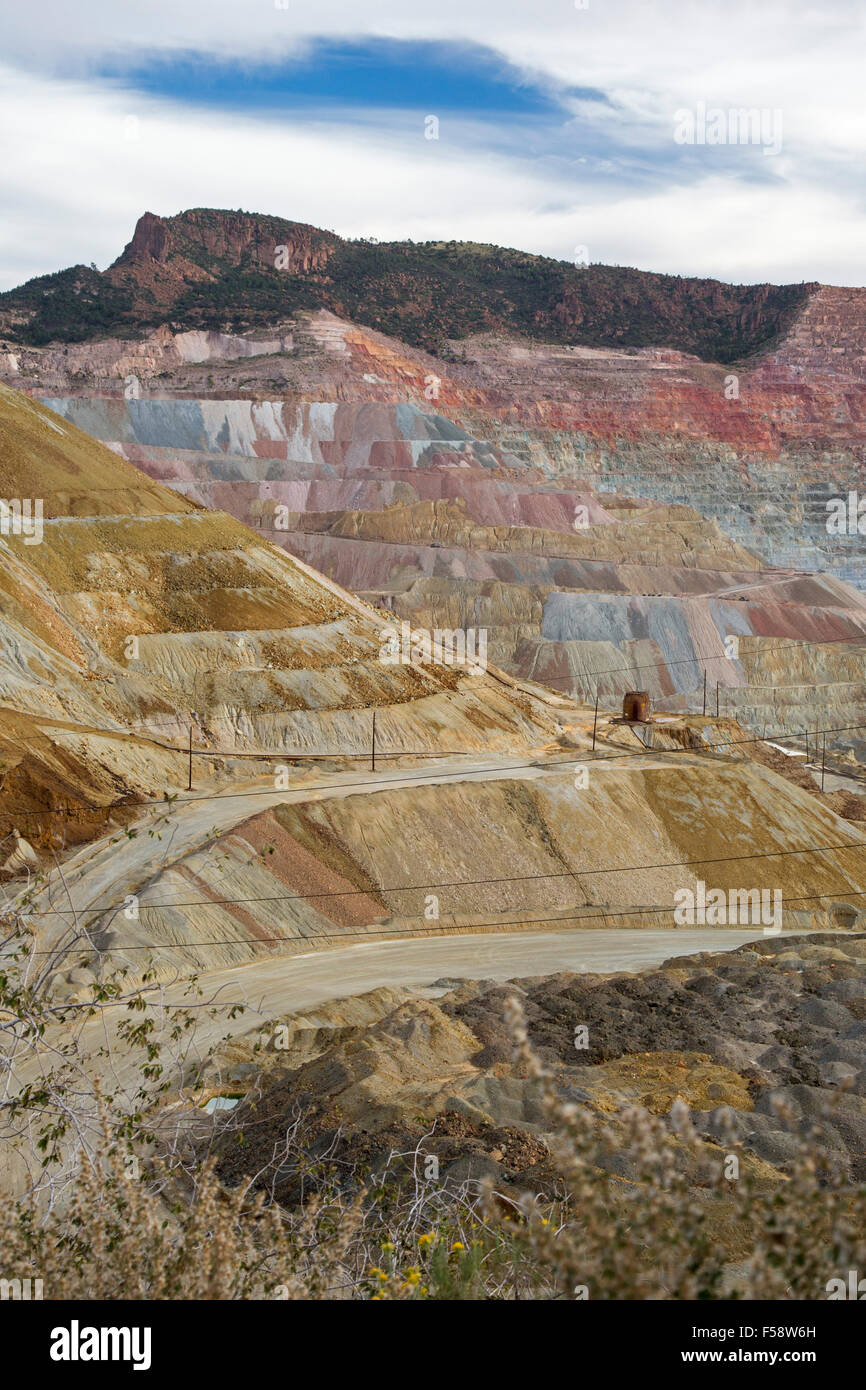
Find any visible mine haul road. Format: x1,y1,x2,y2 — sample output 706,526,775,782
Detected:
3,750,811,1117
1,746,805,1194
174,924,791,1025
18,746,723,954
10,746,803,1046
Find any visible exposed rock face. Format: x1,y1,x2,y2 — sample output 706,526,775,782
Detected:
116,208,337,274
33,358,866,761
0,382,563,858
5,382,866,1010
445,292,866,588
5,243,866,768
70,739,866,979
754,284,866,385
120,211,170,264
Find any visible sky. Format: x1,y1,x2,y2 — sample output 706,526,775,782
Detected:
1,0,864,292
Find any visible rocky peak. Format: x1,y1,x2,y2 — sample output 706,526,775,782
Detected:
118,211,170,265
113,208,339,277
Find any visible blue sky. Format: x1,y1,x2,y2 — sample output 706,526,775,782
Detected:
96,40,578,119
1,0,864,291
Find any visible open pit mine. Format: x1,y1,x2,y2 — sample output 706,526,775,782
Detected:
4,212,866,1306
7,213,866,779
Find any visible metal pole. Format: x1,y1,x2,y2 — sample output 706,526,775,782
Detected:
372,709,376,773
188,724,193,792
591,690,599,752
715,681,719,719
821,733,826,793
702,669,707,717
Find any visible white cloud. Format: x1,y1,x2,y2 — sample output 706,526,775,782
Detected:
0,0,864,290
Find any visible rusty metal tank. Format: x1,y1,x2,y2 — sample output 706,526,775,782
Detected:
622,690,651,722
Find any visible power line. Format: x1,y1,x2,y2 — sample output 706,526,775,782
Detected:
3,716,866,825
21,824,866,919
22,696,866,775
19,480,864,584
20,487,813,580
12,625,866,762
13,656,866,787
275,525,770,574
14,875,866,957
15,819,866,958
521,633,866,690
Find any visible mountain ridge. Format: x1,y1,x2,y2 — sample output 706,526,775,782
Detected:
0,207,816,362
